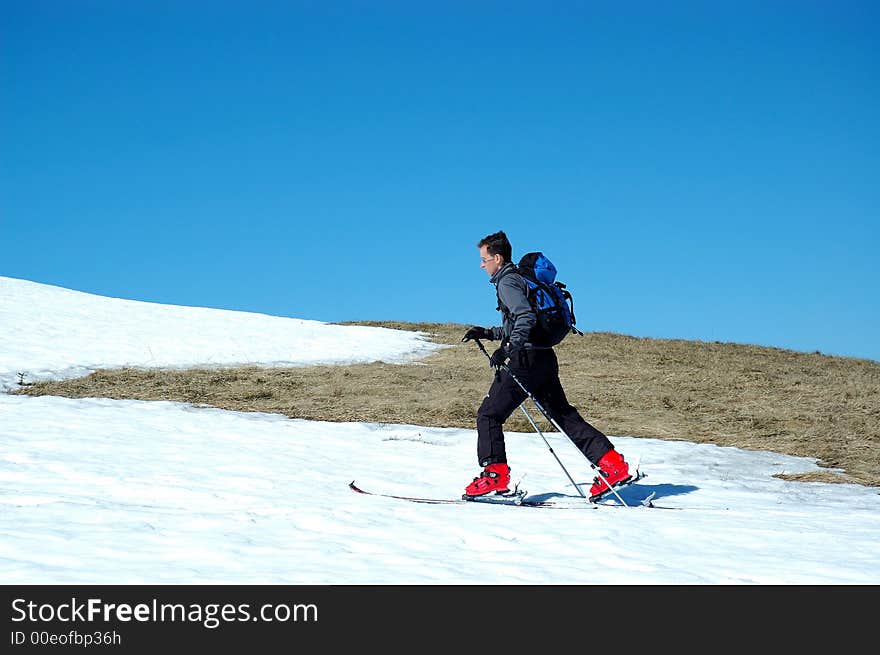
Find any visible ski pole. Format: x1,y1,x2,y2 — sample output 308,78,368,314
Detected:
474,339,629,506
514,392,585,499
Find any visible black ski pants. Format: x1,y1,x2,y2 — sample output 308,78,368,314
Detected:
476,348,613,467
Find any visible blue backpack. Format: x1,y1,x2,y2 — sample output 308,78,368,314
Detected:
516,252,582,347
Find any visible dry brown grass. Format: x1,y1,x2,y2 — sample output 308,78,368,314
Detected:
13,321,880,487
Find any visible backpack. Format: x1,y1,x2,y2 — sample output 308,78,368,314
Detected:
516,252,583,347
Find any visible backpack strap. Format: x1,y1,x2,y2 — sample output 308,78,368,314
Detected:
555,282,582,335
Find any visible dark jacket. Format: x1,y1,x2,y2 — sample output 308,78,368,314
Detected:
488,263,537,351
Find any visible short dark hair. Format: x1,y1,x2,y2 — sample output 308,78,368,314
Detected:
477,230,512,263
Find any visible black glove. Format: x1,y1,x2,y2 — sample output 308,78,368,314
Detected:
489,346,509,369
461,326,492,343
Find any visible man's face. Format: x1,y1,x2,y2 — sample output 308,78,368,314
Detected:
479,245,503,277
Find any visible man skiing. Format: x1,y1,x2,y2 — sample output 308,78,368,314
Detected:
461,230,632,502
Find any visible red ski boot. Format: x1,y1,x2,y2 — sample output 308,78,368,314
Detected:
588,449,632,502
464,463,511,497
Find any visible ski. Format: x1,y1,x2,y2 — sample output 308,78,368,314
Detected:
349,481,553,507
588,469,648,504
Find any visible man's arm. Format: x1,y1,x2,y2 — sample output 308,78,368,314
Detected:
496,276,536,349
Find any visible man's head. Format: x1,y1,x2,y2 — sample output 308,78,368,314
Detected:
477,230,512,277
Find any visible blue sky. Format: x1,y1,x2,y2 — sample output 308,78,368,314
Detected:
3,2,878,361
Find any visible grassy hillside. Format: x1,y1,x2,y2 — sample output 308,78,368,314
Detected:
14,322,880,487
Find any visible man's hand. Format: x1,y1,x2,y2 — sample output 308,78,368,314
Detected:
489,346,508,369
461,326,491,342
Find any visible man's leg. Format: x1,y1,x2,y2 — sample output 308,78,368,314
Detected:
538,354,614,464
476,370,528,465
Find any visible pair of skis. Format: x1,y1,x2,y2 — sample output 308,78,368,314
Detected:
349,469,665,510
